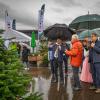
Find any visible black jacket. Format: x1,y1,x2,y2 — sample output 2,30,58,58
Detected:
89,40,100,63
22,48,30,62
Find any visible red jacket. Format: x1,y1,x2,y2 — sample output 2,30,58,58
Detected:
65,40,83,67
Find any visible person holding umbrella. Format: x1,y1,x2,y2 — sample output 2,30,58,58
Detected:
22,46,30,70
89,33,100,93
54,38,65,84
80,37,93,84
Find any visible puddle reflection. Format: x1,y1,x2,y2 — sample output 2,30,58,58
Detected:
29,67,100,100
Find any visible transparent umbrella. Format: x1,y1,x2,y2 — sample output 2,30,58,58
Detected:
79,28,100,40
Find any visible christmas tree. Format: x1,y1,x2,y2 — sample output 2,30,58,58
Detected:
0,37,42,100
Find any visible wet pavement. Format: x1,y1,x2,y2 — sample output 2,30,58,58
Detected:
29,67,100,100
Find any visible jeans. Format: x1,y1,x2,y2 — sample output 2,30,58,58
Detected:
54,59,64,81
23,61,29,68
94,63,100,88
50,60,55,74
63,58,68,72
72,66,81,88
90,63,96,87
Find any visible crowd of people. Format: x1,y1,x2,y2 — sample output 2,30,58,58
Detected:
48,33,100,93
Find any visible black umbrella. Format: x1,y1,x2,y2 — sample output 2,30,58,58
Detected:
44,23,75,41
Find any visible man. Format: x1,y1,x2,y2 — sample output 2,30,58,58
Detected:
54,38,64,84
62,41,70,76
48,41,55,83
65,34,83,90
89,33,100,93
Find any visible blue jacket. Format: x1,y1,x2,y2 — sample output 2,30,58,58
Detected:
89,40,100,63
54,44,65,62
48,44,55,60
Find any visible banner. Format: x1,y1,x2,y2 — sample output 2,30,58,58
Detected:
5,10,13,30
31,31,36,48
38,4,45,40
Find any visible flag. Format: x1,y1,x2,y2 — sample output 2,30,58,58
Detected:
31,31,36,48
5,10,13,30
41,4,45,15
38,4,45,40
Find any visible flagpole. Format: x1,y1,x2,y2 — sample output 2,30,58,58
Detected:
88,11,89,38
38,10,41,42
37,10,41,51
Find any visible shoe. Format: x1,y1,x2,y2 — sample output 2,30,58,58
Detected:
73,87,81,91
60,80,64,84
51,79,58,83
27,68,29,70
65,70,68,76
89,86,96,90
95,89,100,93
51,79,55,83
24,67,28,70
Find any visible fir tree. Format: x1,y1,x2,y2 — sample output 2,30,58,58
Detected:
0,37,42,100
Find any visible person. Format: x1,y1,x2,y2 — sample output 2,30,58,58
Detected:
9,42,17,51
62,41,69,76
65,34,83,90
48,41,55,83
80,37,89,70
17,43,21,57
54,38,64,84
80,38,93,83
89,33,100,93
22,46,30,70
9,42,18,56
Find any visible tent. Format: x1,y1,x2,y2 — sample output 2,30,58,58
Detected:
2,29,31,42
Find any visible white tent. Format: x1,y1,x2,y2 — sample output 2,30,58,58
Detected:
2,29,31,42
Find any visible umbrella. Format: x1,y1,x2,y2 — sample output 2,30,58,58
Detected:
79,28,100,40
69,14,100,30
19,43,31,50
44,23,75,41
78,30,91,40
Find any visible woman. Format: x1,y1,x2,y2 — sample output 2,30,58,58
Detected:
80,38,93,83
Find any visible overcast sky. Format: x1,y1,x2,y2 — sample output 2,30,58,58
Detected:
0,0,100,30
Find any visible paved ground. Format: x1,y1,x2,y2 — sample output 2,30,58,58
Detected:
29,67,100,100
